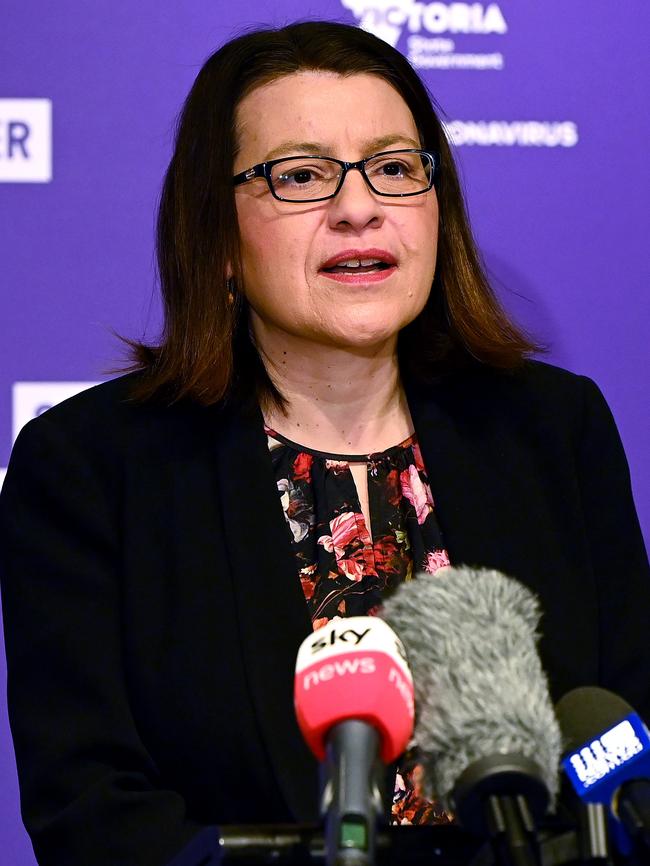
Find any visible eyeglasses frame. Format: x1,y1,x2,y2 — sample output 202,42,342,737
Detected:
232,148,439,203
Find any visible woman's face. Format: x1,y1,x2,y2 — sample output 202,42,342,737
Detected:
233,71,439,353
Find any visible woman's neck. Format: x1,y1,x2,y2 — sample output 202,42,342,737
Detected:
254,323,413,455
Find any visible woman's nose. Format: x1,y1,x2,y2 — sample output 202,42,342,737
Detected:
327,167,384,231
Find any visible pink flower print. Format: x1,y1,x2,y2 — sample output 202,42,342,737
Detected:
338,554,365,582
318,512,374,581
318,535,334,554
422,549,451,574
400,464,434,524
330,512,359,548
317,511,362,557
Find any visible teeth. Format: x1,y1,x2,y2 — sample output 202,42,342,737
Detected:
336,258,383,268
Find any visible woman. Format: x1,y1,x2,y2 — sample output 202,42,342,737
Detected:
1,21,648,866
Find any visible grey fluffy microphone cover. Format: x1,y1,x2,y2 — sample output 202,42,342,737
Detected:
381,566,561,807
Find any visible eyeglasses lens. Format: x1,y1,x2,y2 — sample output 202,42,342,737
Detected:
270,151,432,201
365,151,432,195
272,158,340,201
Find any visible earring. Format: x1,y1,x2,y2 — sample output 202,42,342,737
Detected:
227,277,236,304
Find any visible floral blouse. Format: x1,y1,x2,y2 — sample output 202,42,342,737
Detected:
265,426,453,825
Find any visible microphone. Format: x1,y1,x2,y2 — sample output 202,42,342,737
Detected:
294,615,414,866
381,566,561,866
556,686,650,860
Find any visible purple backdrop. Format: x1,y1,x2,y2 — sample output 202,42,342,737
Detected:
1,2,648,861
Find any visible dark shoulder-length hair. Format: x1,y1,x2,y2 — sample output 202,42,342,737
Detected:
126,20,539,406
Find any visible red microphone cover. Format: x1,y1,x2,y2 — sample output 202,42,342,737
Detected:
294,616,414,763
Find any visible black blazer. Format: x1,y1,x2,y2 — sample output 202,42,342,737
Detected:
1,360,648,866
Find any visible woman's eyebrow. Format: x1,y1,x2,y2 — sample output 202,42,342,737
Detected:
366,133,421,152
263,141,325,160
263,134,421,162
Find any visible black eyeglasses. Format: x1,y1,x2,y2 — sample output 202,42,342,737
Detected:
233,149,439,203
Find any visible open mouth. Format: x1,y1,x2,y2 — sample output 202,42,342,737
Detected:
319,251,397,282
321,261,392,274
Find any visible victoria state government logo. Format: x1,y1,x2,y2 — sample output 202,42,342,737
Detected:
341,0,508,70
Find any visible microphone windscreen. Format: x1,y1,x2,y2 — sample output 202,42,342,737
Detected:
381,566,561,805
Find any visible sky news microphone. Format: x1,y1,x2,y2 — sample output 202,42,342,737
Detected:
556,686,650,860
294,616,414,866
381,566,561,866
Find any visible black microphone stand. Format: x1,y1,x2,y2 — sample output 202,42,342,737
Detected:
216,823,486,865
214,820,634,866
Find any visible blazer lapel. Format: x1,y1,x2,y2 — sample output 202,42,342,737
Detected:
210,397,320,821
405,373,510,571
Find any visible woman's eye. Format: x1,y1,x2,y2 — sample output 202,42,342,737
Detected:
379,161,408,176
367,158,413,180
291,169,316,185
277,166,323,185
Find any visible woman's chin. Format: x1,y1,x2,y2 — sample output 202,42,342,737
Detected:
324,310,419,350
317,322,405,352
